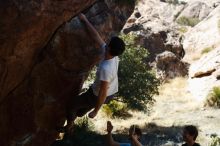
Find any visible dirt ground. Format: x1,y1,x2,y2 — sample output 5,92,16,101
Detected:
92,77,220,146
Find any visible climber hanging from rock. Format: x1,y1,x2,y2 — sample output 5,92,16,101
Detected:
57,13,125,133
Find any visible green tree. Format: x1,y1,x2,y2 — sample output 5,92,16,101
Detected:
117,34,160,111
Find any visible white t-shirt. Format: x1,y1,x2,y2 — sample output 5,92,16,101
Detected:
92,44,119,96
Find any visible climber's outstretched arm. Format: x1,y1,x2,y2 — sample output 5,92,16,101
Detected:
78,13,105,47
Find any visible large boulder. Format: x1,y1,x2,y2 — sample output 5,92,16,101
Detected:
0,0,96,101
123,0,187,79
0,0,134,146
156,51,189,79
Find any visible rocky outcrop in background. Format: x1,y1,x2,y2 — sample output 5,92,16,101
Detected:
123,0,188,79
0,0,134,146
176,1,211,21
189,47,220,101
156,51,188,79
183,4,220,63
181,1,220,101
123,0,220,100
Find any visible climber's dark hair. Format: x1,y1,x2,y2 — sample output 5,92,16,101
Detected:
108,36,125,56
184,125,198,140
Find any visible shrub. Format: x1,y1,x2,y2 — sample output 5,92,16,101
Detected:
70,117,103,145
206,87,220,107
102,100,131,119
178,26,188,33
117,34,160,111
201,47,213,54
177,16,200,27
74,116,94,132
210,134,220,146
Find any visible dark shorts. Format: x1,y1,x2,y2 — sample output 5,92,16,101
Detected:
66,87,114,120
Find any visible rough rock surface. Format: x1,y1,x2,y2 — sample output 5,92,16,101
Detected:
123,0,188,79
188,47,220,101
183,5,220,63
177,1,211,20
180,2,220,101
123,0,220,97
0,0,96,101
156,51,189,79
149,0,220,99
0,0,134,146
181,0,220,8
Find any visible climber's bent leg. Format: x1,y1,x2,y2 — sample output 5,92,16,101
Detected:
64,87,98,131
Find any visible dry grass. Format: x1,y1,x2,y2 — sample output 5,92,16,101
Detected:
93,77,195,132
155,77,194,104
91,77,220,146
158,77,187,97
